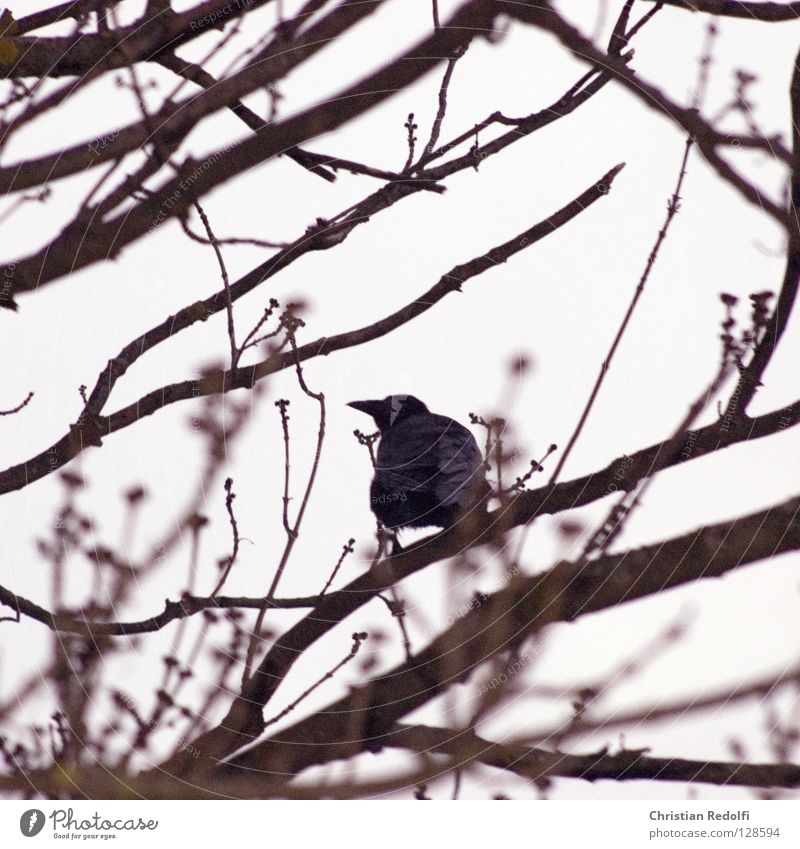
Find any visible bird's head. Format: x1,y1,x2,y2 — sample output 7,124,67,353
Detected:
347,394,429,432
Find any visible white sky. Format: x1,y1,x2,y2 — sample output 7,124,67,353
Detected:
1,0,799,800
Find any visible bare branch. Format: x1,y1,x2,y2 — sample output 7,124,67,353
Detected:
551,136,693,484
0,584,320,636
388,724,800,789
178,492,800,777
728,45,800,413
0,391,34,416
0,163,622,494
504,1,791,227
639,0,800,21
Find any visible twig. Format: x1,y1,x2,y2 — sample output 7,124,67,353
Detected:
550,137,693,485
378,589,412,661
506,444,557,494
275,399,293,539
353,428,380,467
727,45,800,414
320,538,356,595
154,52,336,183
243,316,327,684
402,113,418,171
192,200,237,367
581,348,733,559
417,49,464,167
222,491,800,777
268,315,327,597
0,391,33,416
637,0,800,21
210,478,241,596
693,18,719,110
180,222,290,251
0,583,323,636
526,665,800,746
237,298,282,364
389,723,800,790
261,632,367,731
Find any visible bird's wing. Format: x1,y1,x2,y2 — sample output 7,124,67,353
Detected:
374,430,440,494
431,426,485,507
375,415,485,506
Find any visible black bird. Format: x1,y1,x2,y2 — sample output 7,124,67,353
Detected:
348,394,488,530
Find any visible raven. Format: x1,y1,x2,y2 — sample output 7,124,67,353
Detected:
348,394,488,530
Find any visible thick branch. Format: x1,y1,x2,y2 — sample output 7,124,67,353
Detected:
641,0,800,20
730,46,800,412
6,0,278,78
221,494,800,777
388,724,800,788
0,163,622,493
1,1,378,193
16,0,126,35
0,586,319,636
0,1,500,299
6,393,800,641
503,1,791,227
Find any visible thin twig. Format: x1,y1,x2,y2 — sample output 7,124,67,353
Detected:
211,478,241,596
550,137,693,485
243,317,327,683
261,632,367,731
0,391,34,416
417,49,464,167
320,538,356,595
180,221,290,251
192,200,237,367
727,45,800,414
0,161,623,495
403,113,418,171
378,590,412,661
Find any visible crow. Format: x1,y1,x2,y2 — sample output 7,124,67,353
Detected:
348,394,489,530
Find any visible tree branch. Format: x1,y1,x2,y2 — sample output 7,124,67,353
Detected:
0,0,498,299
388,723,800,789
639,0,800,21
728,45,800,412
192,493,800,777
503,1,791,227
0,163,622,493
0,585,321,636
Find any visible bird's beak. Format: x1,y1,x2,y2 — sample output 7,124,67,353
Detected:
347,399,385,419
